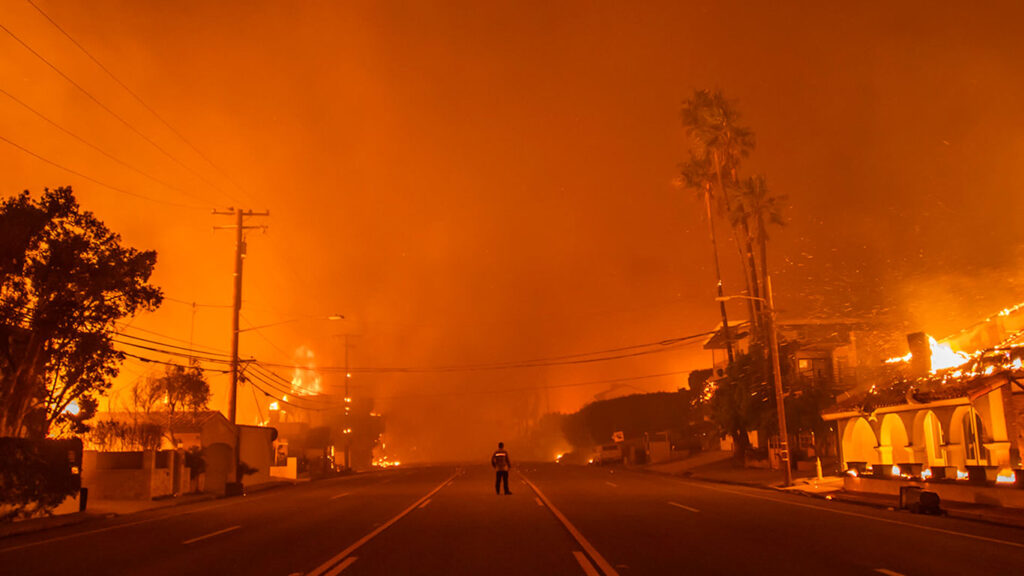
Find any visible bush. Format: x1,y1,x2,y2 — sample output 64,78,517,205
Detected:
0,437,82,522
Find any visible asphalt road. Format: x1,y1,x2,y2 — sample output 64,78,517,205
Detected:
4,463,1024,575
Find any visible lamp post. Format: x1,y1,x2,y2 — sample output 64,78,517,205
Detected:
716,275,792,486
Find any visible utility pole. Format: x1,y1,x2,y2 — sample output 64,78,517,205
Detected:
765,276,793,486
344,335,351,470
213,208,269,426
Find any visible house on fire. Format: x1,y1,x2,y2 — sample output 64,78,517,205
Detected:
823,304,1024,477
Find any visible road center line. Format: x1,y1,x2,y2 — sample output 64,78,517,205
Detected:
690,481,1024,549
324,557,358,576
668,501,700,513
520,473,620,576
330,492,350,500
605,482,618,488
874,570,905,576
573,551,602,576
306,472,458,576
182,525,240,545
418,499,431,509
535,497,545,507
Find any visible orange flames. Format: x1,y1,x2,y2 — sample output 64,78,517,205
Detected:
885,335,970,372
291,345,322,396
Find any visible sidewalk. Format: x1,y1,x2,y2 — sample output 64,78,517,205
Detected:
644,453,1024,529
0,478,300,541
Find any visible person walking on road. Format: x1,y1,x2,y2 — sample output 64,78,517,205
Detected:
491,442,512,495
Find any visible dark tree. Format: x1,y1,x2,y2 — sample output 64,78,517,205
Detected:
0,187,162,438
707,352,772,459
149,362,210,415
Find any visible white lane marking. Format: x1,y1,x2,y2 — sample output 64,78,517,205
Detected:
182,525,240,545
573,551,601,576
668,501,700,513
418,499,431,509
306,472,458,576
521,474,620,576
324,557,358,576
875,570,905,576
605,481,619,488
330,492,350,500
691,481,1024,549
0,489,282,554
535,497,545,507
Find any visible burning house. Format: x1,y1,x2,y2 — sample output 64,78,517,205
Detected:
823,303,1024,485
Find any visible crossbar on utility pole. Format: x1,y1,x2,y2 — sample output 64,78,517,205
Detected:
213,208,269,426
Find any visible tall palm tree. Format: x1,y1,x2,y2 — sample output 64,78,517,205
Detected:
736,174,786,315
681,90,761,342
680,153,734,363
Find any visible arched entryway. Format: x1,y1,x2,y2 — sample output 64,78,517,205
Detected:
842,417,878,468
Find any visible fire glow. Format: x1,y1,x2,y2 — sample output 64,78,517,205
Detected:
996,469,1016,484
291,345,322,396
885,335,970,372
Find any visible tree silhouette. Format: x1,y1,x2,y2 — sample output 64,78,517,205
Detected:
0,187,162,438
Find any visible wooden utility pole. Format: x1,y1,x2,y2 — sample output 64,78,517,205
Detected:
213,208,269,425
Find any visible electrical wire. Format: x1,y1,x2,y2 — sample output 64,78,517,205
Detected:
0,86,200,200
0,134,204,209
253,330,714,374
0,22,235,205
25,0,250,204
375,369,694,400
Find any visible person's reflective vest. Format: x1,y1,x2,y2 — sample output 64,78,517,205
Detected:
491,450,510,471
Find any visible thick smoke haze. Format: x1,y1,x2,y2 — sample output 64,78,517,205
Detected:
2,1,1023,462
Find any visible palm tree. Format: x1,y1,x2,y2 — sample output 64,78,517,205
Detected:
680,153,734,363
681,90,761,343
736,174,786,304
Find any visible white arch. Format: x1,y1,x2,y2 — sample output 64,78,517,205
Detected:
842,417,878,467
879,414,911,464
912,410,946,467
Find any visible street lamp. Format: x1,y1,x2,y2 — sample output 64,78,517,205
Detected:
716,276,793,487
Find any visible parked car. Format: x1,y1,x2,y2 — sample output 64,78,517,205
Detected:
589,444,623,465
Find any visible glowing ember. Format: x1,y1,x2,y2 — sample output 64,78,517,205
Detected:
845,468,858,477
269,401,280,411
891,465,901,476
921,468,933,480
956,469,969,480
64,400,80,416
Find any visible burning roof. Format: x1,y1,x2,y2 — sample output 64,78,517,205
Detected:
824,302,1024,416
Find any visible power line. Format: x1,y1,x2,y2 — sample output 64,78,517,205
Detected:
0,134,204,209
114,332,232,358
111,337,234,364
116,324,229,354
25,0,250,204
376,369,693,400
162,295,233,309
253,330,714,374
120,350,230,373
0,21,234,205
0,86,206,203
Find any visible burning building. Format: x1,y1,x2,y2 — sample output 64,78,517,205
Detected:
823,303,1024,480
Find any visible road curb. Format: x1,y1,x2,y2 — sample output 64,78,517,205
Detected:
0,512,102,541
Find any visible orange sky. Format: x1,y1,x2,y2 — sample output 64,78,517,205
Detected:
3,1,1024,460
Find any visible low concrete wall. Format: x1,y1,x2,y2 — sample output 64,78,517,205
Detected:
270,457,298,480
82,450,179,500
845,475,1024,509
